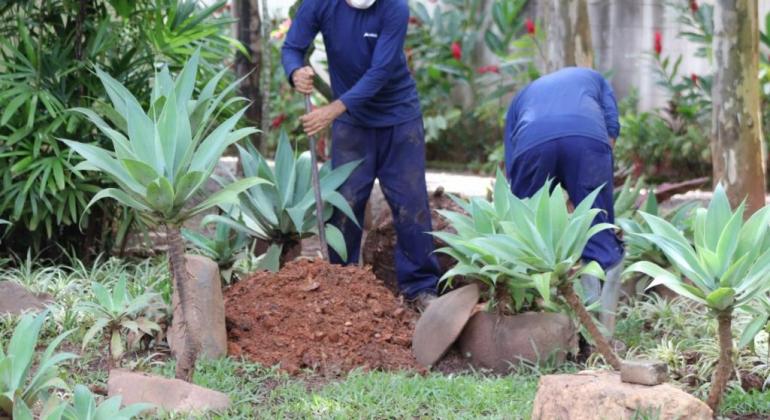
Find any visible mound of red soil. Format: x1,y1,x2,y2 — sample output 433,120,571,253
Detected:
224,259,421,376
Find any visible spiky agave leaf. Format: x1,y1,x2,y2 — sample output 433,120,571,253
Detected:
205,129,361,261
61,50,268,227
625,184,770,312
434,169,614,309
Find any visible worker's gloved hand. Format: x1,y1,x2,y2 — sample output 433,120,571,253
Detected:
292,66,315,94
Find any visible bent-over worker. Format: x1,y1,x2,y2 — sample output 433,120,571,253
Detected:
281,0,440,308
503,67,625,336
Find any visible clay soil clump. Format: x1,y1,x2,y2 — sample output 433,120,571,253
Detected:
224,259,421,376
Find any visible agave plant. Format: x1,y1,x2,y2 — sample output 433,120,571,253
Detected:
613,176,647,219
63,385,151,420
437,171,622,369
0,311,77,418
204,130,360,264
435,172,537,312
183,221,250,281
617,197,700,268
61,50,266,380
14,384,151,420
625,185,770,411
79,276,162,368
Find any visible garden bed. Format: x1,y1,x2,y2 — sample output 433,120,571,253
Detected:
224,259,422,376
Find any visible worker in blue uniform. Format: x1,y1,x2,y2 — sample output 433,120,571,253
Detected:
282,0,440,308
504,67,625,337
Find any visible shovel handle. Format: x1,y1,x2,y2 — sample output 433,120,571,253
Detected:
305,95,329,260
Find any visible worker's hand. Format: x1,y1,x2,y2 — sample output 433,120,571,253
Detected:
609,137,616,149
291,66,315,94
301,100,347,137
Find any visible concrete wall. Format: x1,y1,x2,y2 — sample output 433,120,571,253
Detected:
583,0,770,110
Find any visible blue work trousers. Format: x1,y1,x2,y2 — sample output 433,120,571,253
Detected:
507,136,624,270
329,117,440,299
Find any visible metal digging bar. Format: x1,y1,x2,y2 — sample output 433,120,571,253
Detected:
304,94,329,260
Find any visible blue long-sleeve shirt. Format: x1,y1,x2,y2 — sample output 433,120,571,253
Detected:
281,0,421,128
504,67,620,174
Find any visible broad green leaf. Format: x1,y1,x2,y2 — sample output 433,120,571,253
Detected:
81,318,109,350
145,177,175,215
705,287,736,311
274,130,297,208
626,261,706,304
738,313,769,348
60,140,145,195
255,244,282,273
324,191,359,227
188,177,268,217
325,223,348,261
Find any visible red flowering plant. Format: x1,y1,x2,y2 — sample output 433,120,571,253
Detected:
650,1,714,123
406,0,539,169
615,2,715,181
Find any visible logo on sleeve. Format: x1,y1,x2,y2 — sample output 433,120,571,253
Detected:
363,32,379,38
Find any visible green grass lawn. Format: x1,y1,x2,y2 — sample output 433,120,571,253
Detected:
144,358,539,419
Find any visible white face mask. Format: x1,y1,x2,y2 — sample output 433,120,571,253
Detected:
348,0,376,9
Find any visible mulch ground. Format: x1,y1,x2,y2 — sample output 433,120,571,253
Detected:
224,259,424,376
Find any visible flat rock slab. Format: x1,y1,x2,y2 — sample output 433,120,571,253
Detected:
0,282,51,315
621,359,668,386
532,370,712,420
108,370,230,413
412,283,480,367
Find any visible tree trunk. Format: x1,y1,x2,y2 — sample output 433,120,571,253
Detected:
539,0,594,72
234,0,263,149
559,281,622,370
260,0,271,155
706,311,734,412
712,0,765,216
166,225,199,382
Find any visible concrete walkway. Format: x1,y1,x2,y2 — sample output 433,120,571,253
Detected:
221,156,494,197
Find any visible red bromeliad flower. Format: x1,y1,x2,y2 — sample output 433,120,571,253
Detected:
451,41,462,61
525,18,536,35
689,0,698,13
477,65,500,74
691,73,698,86
654,31,663,55
271,114,287,129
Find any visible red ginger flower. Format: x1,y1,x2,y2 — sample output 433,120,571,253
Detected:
271,114,287,129
525,18,536,35
654,31,663,55
451,41,462,61
691,73,698,86
689,0,698,13
477,65,500,74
